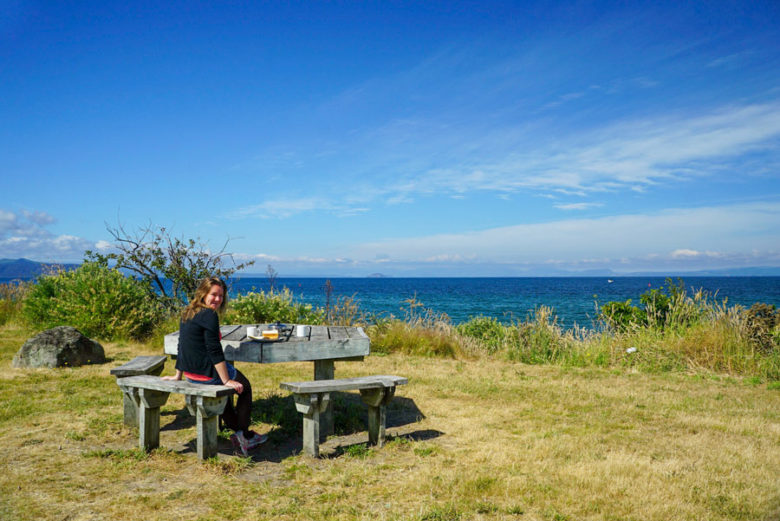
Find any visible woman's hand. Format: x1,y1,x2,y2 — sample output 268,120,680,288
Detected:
161,370,182,381
224,379,244,394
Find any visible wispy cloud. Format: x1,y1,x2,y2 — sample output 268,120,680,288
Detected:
554,202,604,211
231,101,780,221
388,102,780,198
707,51,754,69
228,197,368,220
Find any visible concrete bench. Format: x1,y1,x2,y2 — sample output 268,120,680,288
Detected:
110,356,168,428
116,375,236,460
280,375,408,457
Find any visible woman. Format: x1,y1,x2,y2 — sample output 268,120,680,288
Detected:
163,277,266,455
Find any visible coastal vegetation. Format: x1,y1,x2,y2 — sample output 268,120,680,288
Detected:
1,266,778,379
367,279,779,380
0,266,778,520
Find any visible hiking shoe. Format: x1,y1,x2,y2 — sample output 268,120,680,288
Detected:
230,430,267,456
244,430,268,449
230,431,250,456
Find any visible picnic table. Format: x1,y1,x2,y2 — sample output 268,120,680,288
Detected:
163,324,370,438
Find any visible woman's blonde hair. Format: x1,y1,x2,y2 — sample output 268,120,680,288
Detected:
181,277,228,322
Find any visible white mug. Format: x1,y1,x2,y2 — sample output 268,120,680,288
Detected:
246,326,258,338
296,325,307,337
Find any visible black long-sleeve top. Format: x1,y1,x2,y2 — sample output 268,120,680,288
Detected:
174,308,225,379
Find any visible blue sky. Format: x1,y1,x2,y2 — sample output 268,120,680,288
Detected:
2,1,779,276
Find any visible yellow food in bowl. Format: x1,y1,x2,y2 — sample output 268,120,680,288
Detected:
261,330,279,340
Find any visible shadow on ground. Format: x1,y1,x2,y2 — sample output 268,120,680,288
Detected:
159,391,434,463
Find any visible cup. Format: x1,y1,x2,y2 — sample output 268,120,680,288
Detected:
296,325,308,337
246,326,258,338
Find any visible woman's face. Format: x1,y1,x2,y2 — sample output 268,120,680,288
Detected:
204,284,224,310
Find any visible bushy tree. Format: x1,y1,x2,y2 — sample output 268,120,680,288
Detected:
599,278,701,331
599,299,647,331
85,222,254,308
22,262,165,340
225,288,325,325
456,315,508,353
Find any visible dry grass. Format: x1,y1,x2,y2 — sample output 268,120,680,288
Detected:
1,322,779,521
0,281,29,326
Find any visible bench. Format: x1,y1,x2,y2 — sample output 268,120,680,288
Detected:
110,356,168,428
116,375,236,460
280,375,408,457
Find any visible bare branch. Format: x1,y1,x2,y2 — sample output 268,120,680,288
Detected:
86,221,255,309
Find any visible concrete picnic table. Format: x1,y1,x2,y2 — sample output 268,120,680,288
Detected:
163,324,370,439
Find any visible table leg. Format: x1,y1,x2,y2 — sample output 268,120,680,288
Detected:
313,359,334,440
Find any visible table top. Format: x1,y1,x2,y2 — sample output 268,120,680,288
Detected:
163,324,370,364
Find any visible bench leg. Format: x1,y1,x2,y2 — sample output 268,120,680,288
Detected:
186,395,229,460
314,360,335,441
294,393,329,457
115,362,166,429
121,387,141,429
138,389,170,451
360,387,396,447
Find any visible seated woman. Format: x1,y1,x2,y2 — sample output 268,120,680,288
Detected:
163,276,266,455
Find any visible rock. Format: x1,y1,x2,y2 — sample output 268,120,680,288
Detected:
13,326,106,368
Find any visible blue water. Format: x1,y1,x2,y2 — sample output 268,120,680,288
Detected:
5,274,778,329
230,277,780,328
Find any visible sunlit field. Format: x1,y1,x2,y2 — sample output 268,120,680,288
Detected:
1,320,778,521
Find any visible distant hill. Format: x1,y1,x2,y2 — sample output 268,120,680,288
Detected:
618,267,780,277
0,258,79,279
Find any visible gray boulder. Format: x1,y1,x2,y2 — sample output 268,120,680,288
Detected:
13,326,106,368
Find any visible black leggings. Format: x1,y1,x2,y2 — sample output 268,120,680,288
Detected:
220,369,253,433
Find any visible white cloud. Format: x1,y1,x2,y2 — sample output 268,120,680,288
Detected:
224,201,780,276
346,201,780,268
0,209,96,262
671,249,701,258
22,210,56,226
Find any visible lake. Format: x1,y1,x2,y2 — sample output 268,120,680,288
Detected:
5,274,778,328
231,276,780,328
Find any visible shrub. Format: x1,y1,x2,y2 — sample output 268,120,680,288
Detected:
224,288,325,325
507,306,571,364
22,262,166,340
600,278,710,332
599,299,646,330
744,303,778,354
367,296,461,357
0,280,29,326
456,316,507,353
326,294,370,326
368,319,460,358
